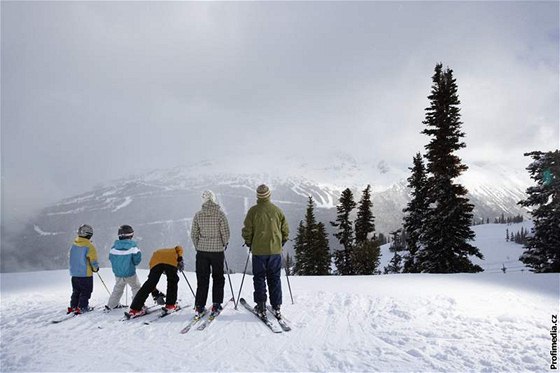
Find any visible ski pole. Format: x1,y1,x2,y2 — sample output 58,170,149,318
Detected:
284,254,294,305
223,245,236,306
235,248,250,310
180,270,196,298
95,271,111,296
88,258,111,295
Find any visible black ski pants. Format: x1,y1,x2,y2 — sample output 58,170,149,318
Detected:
130,263,179,311
195,251,225,308
70,276,93,309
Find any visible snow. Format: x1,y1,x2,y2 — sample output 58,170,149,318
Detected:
1,224,559,372
33,225,64,236
112,196,133,212
379,221,535,274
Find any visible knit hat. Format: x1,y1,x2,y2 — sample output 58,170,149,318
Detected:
256,184,271,199
202,190,217,204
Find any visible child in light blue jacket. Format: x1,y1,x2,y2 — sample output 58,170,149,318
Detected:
105,225,142,310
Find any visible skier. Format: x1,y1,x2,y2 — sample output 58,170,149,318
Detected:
68,224,99,314
242,184,289,318
125,246,184,318
105,225,142,310
191,190,230,317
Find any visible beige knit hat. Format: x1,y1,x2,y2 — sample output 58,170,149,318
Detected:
201,190,217,204
256,184,271,199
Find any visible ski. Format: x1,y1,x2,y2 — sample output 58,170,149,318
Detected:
51,306,97,324
143,304,186,325
180,310,207,334
122,304,161,321
103,304,128,313
51,313,77,324
239,298,282,333
266,305,292,332
196,297,234,331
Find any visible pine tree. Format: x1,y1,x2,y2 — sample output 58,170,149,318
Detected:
352,240,380,275
385,229,406,274
416,63,483,273
313,222,331,275
293,197,331,275
518,150,560,272
355,185,375,243
284,253,294,276
402,153,429,273
352,185,380,275
378,233,388,245
293,221,308,275
331,188,357,275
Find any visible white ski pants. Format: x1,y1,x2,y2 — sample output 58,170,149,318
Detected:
107,274,141,309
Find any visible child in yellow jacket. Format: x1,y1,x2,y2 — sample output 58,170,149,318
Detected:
68,224,99,314
125,246,184,318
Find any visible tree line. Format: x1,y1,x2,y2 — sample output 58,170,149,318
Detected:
289,63,559,275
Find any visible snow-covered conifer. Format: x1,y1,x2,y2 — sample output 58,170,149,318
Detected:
518,150,560,272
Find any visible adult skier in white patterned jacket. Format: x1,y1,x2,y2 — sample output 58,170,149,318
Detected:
190,190,230,316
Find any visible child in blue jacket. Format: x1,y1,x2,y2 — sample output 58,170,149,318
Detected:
106,225,142,310
68,224,99,314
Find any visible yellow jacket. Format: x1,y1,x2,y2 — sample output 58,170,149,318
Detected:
149,246,183,269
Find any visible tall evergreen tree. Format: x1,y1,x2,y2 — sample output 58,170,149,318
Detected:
518,150,560,272
355,185,375,243
352,240,380,275
313,222,331,275
417,63,483,273
293,221,308,275
293,197,331,275
331,188,356,275
352,185,380,275
402,153,429,273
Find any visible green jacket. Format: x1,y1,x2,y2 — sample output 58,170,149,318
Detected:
242,198,289,255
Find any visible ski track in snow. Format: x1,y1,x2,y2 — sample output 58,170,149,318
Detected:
1,269,557,372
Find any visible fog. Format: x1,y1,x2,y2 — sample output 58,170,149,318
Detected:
1,1,558,229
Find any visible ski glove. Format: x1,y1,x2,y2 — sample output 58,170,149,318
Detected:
177,257,185,272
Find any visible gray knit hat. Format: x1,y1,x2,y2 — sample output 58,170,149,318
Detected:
256,184,271,199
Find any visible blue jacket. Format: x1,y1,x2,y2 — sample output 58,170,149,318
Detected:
69,237,99,277
109,239,142,278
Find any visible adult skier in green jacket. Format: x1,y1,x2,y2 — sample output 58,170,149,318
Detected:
242,184,289,318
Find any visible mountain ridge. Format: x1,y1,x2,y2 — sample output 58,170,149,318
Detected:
1,156,531,273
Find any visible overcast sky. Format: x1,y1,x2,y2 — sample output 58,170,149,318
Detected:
1,1,559,225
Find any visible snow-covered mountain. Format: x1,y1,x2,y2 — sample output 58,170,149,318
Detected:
1,221,557,372
1,154,531,273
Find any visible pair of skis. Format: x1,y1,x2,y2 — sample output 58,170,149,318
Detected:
50,306,97,324
239,298,291,333
180,297,234,334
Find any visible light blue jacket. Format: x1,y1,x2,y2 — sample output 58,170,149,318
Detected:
69,237,99,277
109,239,141,278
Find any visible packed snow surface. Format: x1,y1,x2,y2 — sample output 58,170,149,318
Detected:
1,222,558,372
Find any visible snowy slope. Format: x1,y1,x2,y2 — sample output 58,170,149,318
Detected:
2,223,558,372
379,220,535,274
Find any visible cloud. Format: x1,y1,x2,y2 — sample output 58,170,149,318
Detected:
1,1,558,224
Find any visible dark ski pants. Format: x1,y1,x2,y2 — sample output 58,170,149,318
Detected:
252,254,282,307
70,276,93,309
195,251,225,307
130,264,179,311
